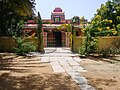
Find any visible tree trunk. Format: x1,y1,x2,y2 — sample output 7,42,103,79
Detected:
37,12,44,53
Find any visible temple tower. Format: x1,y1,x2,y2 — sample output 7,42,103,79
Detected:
51,7,65,24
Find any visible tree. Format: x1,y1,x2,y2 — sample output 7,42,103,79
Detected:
37,12,44,52
95,0,120,35
79,0,120,55
0,0,35,36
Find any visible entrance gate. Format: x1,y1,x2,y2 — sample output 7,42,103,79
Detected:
47,31,62,47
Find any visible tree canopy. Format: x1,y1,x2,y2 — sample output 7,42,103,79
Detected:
84,0,120,37
80,0,120,55
0,0,36,36
93,0,120,36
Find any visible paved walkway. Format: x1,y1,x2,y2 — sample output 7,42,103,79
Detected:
34,47,96,90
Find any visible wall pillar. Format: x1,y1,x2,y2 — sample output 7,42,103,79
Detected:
43,32,47,47
65,32,68,47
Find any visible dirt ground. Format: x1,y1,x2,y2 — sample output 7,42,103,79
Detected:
80,55,120,90
0,53,80,90
0,53,120,90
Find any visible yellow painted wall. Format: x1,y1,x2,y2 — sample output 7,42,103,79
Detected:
0,37,17,52
73,37,85,52
73,36,120,52
97,36,120,50
0,37,38,52
0,36,120,52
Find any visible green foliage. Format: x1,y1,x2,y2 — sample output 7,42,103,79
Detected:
117,24,120,35
43,22,51,24
79,0,120,56
78,46,86,55
98,48,114,57
78,37,98,55
80,16,88,28
112,40,120,54
90,15,117,36
7,20,24,37
14,37,36,55
95,0,120,35
0,0,35,36
58,24,71,32
78,38,86,55
72,16,80,24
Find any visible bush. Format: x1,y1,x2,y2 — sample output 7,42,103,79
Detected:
111,40,120,54
78,37,98,55
78,46,86,55
14,37,36,55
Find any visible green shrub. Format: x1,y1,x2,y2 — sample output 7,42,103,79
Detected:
111,40,120,54
78,46,86,55
78,37,98,55
97,48,113,57
14,37,36,55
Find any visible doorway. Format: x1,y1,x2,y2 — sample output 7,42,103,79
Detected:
47,31,62,47
54,31,62,47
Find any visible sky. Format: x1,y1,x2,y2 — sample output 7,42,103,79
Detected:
35,0,108,21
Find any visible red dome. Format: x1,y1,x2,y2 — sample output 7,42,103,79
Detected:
53,7,62,12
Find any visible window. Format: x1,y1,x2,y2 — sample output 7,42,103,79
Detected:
54,17,60,24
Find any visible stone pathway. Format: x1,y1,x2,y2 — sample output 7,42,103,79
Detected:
40,47,96,90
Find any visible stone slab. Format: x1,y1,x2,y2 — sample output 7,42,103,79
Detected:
50,61,60,66
40,57,49,63
71,77,87,85
67,71,80,76
49,57,59,62
67,59,80,66
64,57,73,60
58,59,69,65
72,66,83,69
52,65,65,73
73,57,82,62
78,84,96,90
62,65,73,70
72,66,87,72
70,73,83,78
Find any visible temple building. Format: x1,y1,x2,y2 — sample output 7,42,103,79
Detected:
24,7,88,47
